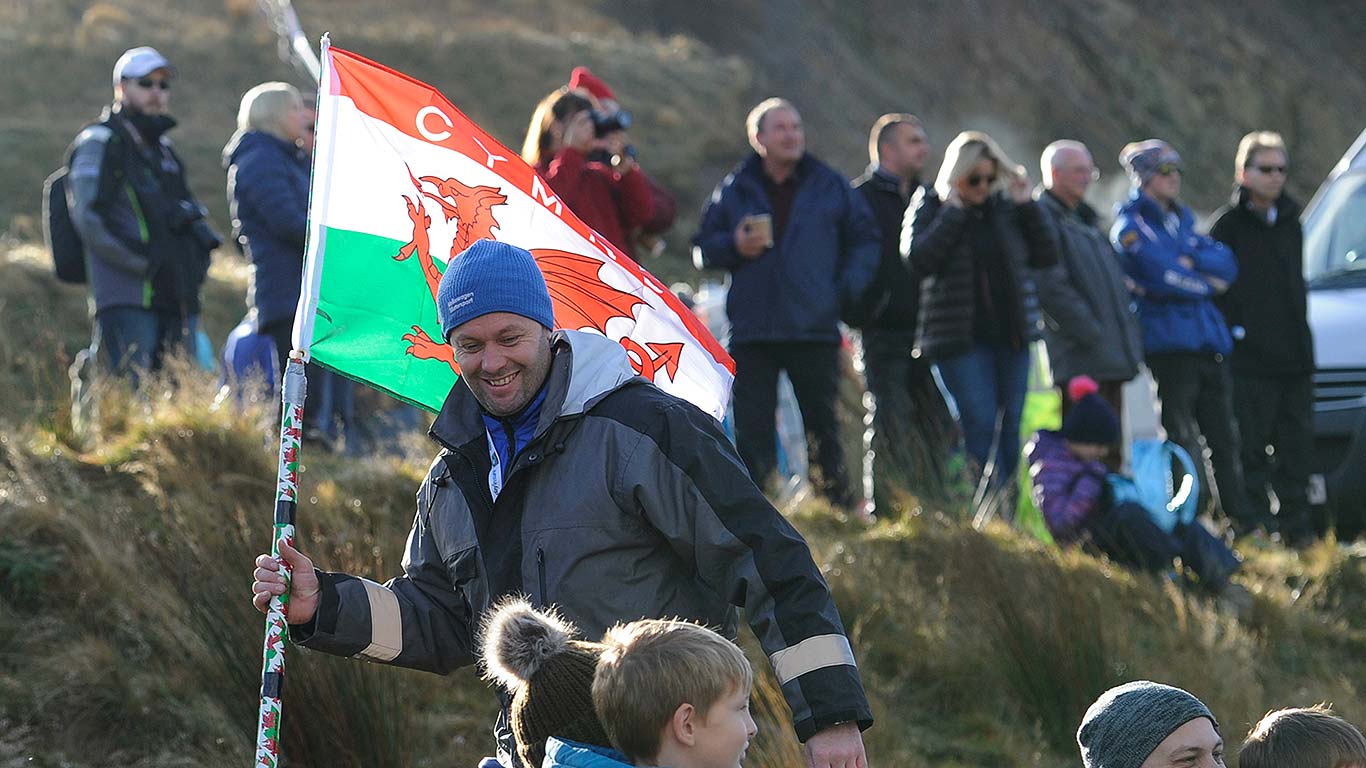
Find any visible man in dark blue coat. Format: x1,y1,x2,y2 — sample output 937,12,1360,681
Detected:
693,98,879,508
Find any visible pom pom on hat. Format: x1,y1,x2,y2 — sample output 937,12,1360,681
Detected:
569,66,615,102
1062,376,1120,445
1068,375,1100,403
481,598,575,691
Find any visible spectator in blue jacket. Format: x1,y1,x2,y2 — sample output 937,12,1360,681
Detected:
223,81,311,377
693,98,879,509
1111,139,1252,533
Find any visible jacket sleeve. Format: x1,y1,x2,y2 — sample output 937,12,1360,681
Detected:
1016,198,1060,269
291,504,476,675
1032,208,1102,348
640,170,678,235
613,398,873,741
692,179,742,270
230,147,308,250
836,181,881,307
66,126,150,277
1208,211,1243,328
902,190,967,276
1111,215,1214,299
610,165,656,232
1191,232,1238,285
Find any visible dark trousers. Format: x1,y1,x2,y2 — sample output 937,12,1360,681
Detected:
1059,378,1125,471
732,342,853,507
1233,372,1315,541
1146,353,1251,530
1086,499,1238,588
862,329,958,515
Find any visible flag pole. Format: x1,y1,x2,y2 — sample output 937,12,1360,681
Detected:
253,32,332,768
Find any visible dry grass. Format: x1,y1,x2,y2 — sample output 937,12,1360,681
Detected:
3,250,1366,766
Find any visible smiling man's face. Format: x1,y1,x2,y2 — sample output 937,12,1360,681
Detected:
449,312,553,417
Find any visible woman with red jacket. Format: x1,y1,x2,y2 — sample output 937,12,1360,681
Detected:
521,88,654,257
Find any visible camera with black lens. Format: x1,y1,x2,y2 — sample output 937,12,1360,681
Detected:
591,108,632,138
173,200,224,251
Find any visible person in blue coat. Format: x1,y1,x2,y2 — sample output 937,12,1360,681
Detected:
1111,139,1252,533
693,98,879,509
223,81,311,376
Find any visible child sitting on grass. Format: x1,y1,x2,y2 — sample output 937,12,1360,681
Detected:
1240,705,1366,768
1025,376,1239,590
593,618,758,768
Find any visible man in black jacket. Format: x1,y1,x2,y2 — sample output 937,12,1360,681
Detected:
67,46,218,383
852,114,957,514
1210,131,1316,544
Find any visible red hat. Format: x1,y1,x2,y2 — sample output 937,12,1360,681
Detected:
569,66,615,102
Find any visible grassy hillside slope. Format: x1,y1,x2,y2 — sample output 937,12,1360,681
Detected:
3,246,1366,766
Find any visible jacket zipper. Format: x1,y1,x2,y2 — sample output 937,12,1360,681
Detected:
536,547,547,606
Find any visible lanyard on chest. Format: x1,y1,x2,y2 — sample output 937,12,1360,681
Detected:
485,431,504,502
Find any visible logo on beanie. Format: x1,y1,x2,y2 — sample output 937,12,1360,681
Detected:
447,292,475,315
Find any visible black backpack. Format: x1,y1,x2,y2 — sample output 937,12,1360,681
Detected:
42,164,87,284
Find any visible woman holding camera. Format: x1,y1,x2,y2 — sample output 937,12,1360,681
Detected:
902,131,1058,493
521,88,654,255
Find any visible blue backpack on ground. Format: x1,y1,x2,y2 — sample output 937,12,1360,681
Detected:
1107,439,1200,533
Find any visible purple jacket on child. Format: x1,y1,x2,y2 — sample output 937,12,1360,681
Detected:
1025,429,1108,543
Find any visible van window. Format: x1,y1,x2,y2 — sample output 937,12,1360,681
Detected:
1304,170,1366,285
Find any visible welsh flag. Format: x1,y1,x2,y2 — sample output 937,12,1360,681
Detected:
292,42,734,419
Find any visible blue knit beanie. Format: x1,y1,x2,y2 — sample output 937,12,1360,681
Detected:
1078,681,1218,768
437,239,556,341
1120,139,1182,186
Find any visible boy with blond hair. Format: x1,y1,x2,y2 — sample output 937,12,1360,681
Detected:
1240,705,1366,768
592,619,759,768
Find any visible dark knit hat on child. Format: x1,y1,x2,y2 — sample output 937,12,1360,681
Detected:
1062,376,1120,445
482,599,612,768
436,239,556,342
1078,680,1218,768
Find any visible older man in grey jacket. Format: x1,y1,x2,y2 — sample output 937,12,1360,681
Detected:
1034,141,1144,433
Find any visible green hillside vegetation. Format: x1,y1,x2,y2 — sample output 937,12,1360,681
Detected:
3,246,1366,766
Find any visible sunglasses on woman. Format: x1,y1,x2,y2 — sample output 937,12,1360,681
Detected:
964,173,997,188
1155,162,1181,176
131,77,172,91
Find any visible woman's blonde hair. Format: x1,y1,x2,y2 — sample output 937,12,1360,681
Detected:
521,87,593,167
934,130,1025,201
237,81,303,141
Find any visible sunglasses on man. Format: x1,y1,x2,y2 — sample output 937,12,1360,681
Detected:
128,77,172,91
1155,162,1181,176
1251,164,1287,175
964,173,997,188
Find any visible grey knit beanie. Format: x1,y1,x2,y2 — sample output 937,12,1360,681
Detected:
1077,681,1218,768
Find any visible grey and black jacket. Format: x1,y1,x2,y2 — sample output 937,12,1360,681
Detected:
295,331,872,753
1033,190,1143,384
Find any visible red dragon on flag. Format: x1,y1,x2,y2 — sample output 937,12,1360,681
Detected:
393,167,684,382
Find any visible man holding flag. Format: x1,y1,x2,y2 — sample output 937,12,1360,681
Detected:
251,239,872,767
250,44,870,768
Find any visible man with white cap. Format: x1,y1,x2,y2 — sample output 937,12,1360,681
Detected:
65,46,220,383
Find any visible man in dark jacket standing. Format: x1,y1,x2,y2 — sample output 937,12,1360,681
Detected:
252,241,873,768
693,98,879,509
67,46,219,383
852,114,957,513
1210,131,1316,544
1035,140,1143,452
1112,139,1250,532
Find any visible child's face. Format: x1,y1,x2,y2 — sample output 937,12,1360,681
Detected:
1066,441,1109,462
689,686,758,768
